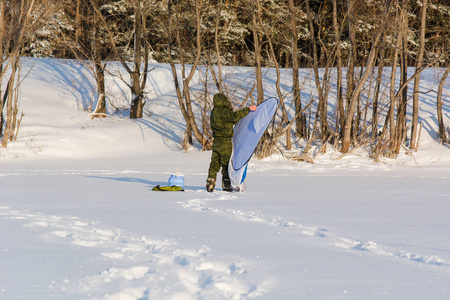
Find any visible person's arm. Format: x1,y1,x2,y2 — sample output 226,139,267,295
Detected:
221,107,250,123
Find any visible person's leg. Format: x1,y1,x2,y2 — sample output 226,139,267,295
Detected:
220,148,232,180
219,141,233,191
206,150,219,192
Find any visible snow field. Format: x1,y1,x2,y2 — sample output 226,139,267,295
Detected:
1,58,450,299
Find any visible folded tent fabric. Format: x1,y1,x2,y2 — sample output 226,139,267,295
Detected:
152,185,184,191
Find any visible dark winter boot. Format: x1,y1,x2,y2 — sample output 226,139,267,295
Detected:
222,178,233,192
206,178,216,193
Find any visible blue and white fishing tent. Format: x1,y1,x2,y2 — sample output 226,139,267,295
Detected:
229,98,278,190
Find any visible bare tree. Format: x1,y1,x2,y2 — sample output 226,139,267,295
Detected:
371,32,386,138
386,2,402,156
128,0,150,119
90,0,152,120
256,1,290,152
437,66,449,144
346,0,357,112
59,0,107,118
92,0,106,118
1,0,53,148
213,0,224,93
410,0,427,150
341,0,392,153
75,0,82,58
167,0,211,149
394,0,409,154
251,0,264,104
0,0,4,120
305,0,328,142
289,0,306,143
1,58,20,147
332,0,344,139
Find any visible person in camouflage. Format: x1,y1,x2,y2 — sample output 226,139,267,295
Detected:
206,93,256,192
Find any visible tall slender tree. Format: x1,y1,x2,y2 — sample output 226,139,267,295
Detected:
346,0,357,111
289,0,305,143
395,0,409,154
168,0,211,148
91,0,106,118
305,0,328,141
332,0,344,138
388,4,402,156
251,0,264,104
341,0,392,153
436,66,449,144
410,0,427,150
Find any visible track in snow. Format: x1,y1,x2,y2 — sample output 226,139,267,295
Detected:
0,206,266,300
179,193,449,268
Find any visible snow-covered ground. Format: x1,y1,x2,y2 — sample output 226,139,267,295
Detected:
1,58,450,299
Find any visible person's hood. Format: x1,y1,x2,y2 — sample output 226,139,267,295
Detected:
213,93,230,108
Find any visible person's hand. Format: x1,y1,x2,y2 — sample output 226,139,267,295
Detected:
249,105,257,111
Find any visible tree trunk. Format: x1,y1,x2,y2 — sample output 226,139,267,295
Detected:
410,0,427,150
2,58,18,147
394,0,409,154
251,0,264,104
388,3,403,156
372,33,386,138
93,61,106,117
305,0,327,141
437,67,449,143
0,80,9,138
92,0,106,118
0,0,4,136
346,0,356,111
75,0,82,58
167,1,190,130
333,0,344,138
214,0,224,93
130,0,144,119
289,0,304,143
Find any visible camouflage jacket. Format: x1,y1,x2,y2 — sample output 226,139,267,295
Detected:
210,93,250,139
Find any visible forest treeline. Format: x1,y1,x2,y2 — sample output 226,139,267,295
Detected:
1,0,450,160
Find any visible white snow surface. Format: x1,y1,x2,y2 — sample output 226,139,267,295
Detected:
1,58,450,300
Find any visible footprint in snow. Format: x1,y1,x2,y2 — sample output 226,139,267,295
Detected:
179,197,328,238
336,237,448,266
178,197,449,268
0,206,264,299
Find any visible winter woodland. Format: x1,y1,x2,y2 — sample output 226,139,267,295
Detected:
2,0,450,157
2,1,450,299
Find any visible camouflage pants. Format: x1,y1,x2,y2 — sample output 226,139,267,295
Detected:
208,137,232,180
